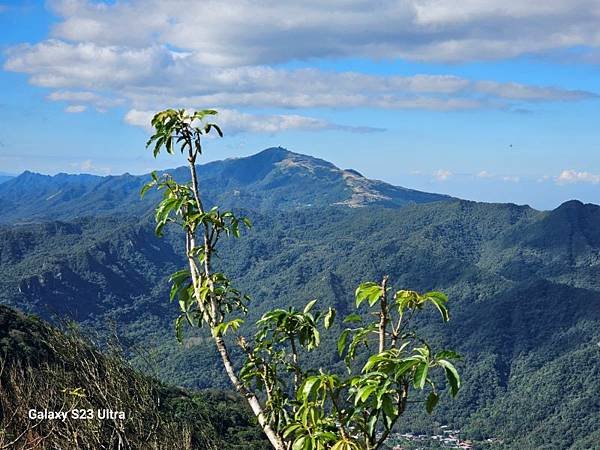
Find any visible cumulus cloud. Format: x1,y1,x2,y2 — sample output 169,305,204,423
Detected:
69,159,111,174
44,0,600,64
65,104,86,113
5,40,168,89
556,169,600,184
48,90,123,111
6,42,593,113
434,169,453,181
3,0,600,134
124,109,384,135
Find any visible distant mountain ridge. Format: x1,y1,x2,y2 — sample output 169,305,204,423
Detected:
0,147,450,223
1,147,599,448
0,173,13,185
1,198,599,449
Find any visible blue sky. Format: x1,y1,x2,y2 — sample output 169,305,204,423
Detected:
1,1,599,209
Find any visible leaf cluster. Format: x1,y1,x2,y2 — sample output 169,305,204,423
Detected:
146,109,222,158
241,282,461,450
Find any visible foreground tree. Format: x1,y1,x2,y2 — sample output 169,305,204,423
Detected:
142,109,461,450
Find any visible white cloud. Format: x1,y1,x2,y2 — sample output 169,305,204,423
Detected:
44,0,600,64
79,159,93,170
65,104,86,113
434,169,453,181
439,169,521,182
69,159,111,174
6,43,592,114
48,90,123,111
124,109,384,135
556,169,600,184
49,90,99,102
3,0,599,134
5,40,168,89
123,110,153,131
475,81,594,101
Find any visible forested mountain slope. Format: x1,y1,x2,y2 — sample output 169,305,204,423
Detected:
0,149,598,449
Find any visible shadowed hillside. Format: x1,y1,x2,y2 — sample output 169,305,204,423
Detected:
0,305,268,449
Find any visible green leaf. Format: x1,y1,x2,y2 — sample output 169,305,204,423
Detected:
356,384,378,404
414,345,430,359
178,286,192,312
425,291,450,322
283,424,303,438
394,290,420,314
205,123,224,137
355,282,382,308
426,392,439,414
382,395,397,426
438,359,461,396
413,362,429,389
140,181,155,198
169,269,191,301
367,413,378,437
301,377,320,400
394,358,420,378
363,354,387,373
343,313,362,323
323,307,336,329
436,350,462,360
292,436,308,450
337,329,350,356
330,442,346,450
304,299,318,314
175,315,185,344
212,318,244,337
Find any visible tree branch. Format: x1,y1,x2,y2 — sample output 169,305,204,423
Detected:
378,276,389,354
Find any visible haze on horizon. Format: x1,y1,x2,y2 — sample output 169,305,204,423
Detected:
0,0,599,210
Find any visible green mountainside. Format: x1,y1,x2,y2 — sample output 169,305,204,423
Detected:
0,305,267,449
0,149,598,449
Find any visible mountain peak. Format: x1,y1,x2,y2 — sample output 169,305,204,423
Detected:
254,146,295,158
17,170,45,179
552,200,599,218
557,199,585,209
0,147,451,223
242,147,336,170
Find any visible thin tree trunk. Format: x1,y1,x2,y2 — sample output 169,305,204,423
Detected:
289,336,302,393
214,336,286,450
185,149,286,450
378,276,389,353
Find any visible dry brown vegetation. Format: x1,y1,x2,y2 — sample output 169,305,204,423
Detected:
0,307,220,450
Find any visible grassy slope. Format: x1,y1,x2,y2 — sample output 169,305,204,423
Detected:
0,305,268,449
